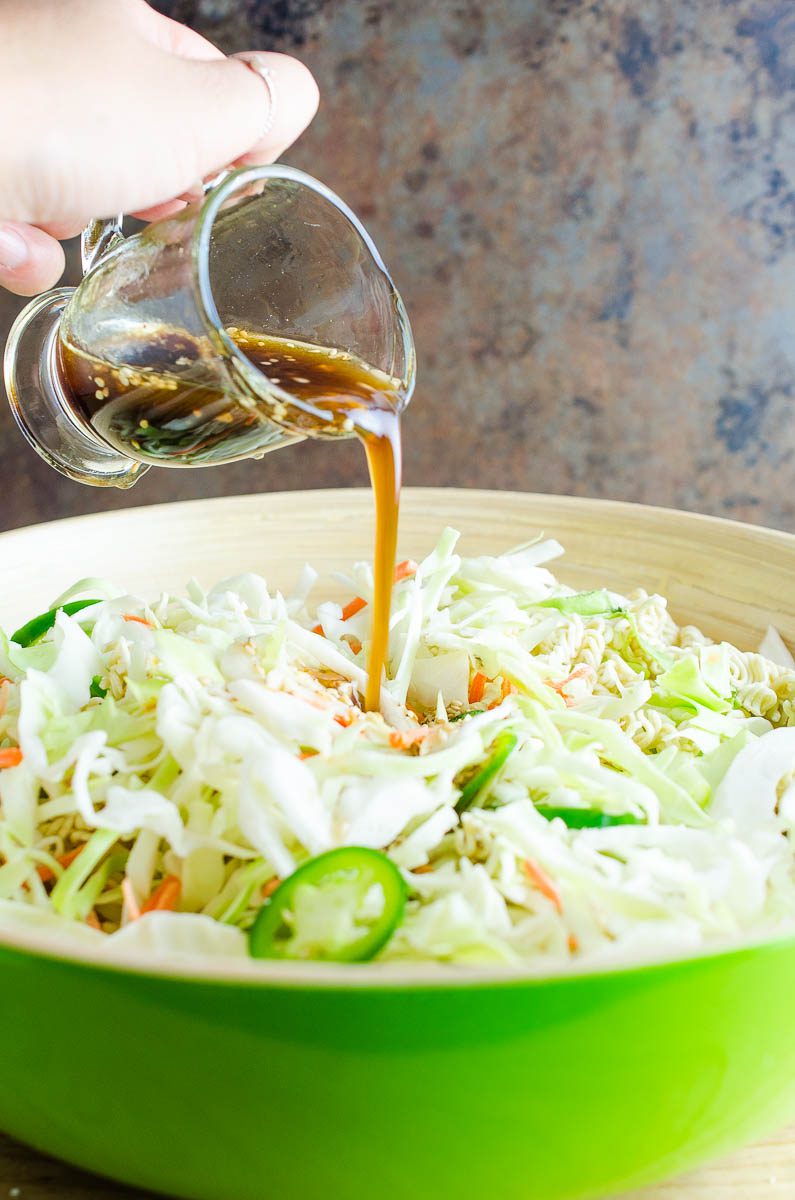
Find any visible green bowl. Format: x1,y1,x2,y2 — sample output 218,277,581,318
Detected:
1,934,795,1199
2,489,795,1199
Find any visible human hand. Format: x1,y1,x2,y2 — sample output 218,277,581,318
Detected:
0,0,319,295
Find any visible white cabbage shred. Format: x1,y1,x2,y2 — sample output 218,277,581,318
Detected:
1,528,795,968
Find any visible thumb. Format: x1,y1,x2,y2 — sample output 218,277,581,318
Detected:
0,222,65,297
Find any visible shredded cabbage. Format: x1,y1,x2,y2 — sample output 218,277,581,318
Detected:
1,530,795,969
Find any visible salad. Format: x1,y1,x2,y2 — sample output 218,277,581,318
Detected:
1,528,795,969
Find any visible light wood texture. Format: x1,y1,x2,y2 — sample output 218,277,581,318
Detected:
2,487,795,1199
3,488,795,646
627,1124,795,1197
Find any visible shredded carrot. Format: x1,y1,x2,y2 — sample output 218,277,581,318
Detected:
59,845,84,869
0,747,23,769
342,596,367,621
86,911,102,931
468,671,488,704
334,710,354,728
37,844,84,884
567,933,579,954
123,614,153,627
345,635,363,656
141,875,181,914
311,623,324,636
122,877,141,922
261,876,282,899
394,560,418,582
523,857,563,913
298,749,319,760
389,728,428,750
546,664,591,698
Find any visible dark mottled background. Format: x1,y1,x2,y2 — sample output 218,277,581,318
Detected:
3,0,795,531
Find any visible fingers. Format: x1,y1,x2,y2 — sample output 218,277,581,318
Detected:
231,52,320,164
130,4,319,168
0,222,65,296
3,45,319,232
129,0,225,61
165,50,319,186
0,2,320,297
130,198,188,222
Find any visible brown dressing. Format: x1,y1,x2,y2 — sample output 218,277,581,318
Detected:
60,330,404,712
359,412,402,712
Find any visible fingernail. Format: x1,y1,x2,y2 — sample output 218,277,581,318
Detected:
0,227,28,269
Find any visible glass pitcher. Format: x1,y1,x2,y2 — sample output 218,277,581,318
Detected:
3,166,416,488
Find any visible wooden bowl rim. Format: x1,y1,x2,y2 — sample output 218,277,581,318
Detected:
3,485,795,547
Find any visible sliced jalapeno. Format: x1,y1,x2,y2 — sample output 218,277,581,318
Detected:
456,731,518,814
535,805,644,829
249,846,407,963
12,599,102,647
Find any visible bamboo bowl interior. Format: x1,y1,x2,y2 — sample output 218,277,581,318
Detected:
1,488,793,655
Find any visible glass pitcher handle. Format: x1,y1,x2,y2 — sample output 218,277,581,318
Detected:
3,288,148,489
81,214,125,274
3,212,147,489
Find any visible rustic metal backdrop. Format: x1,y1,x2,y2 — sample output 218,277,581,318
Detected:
2,0,794,532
